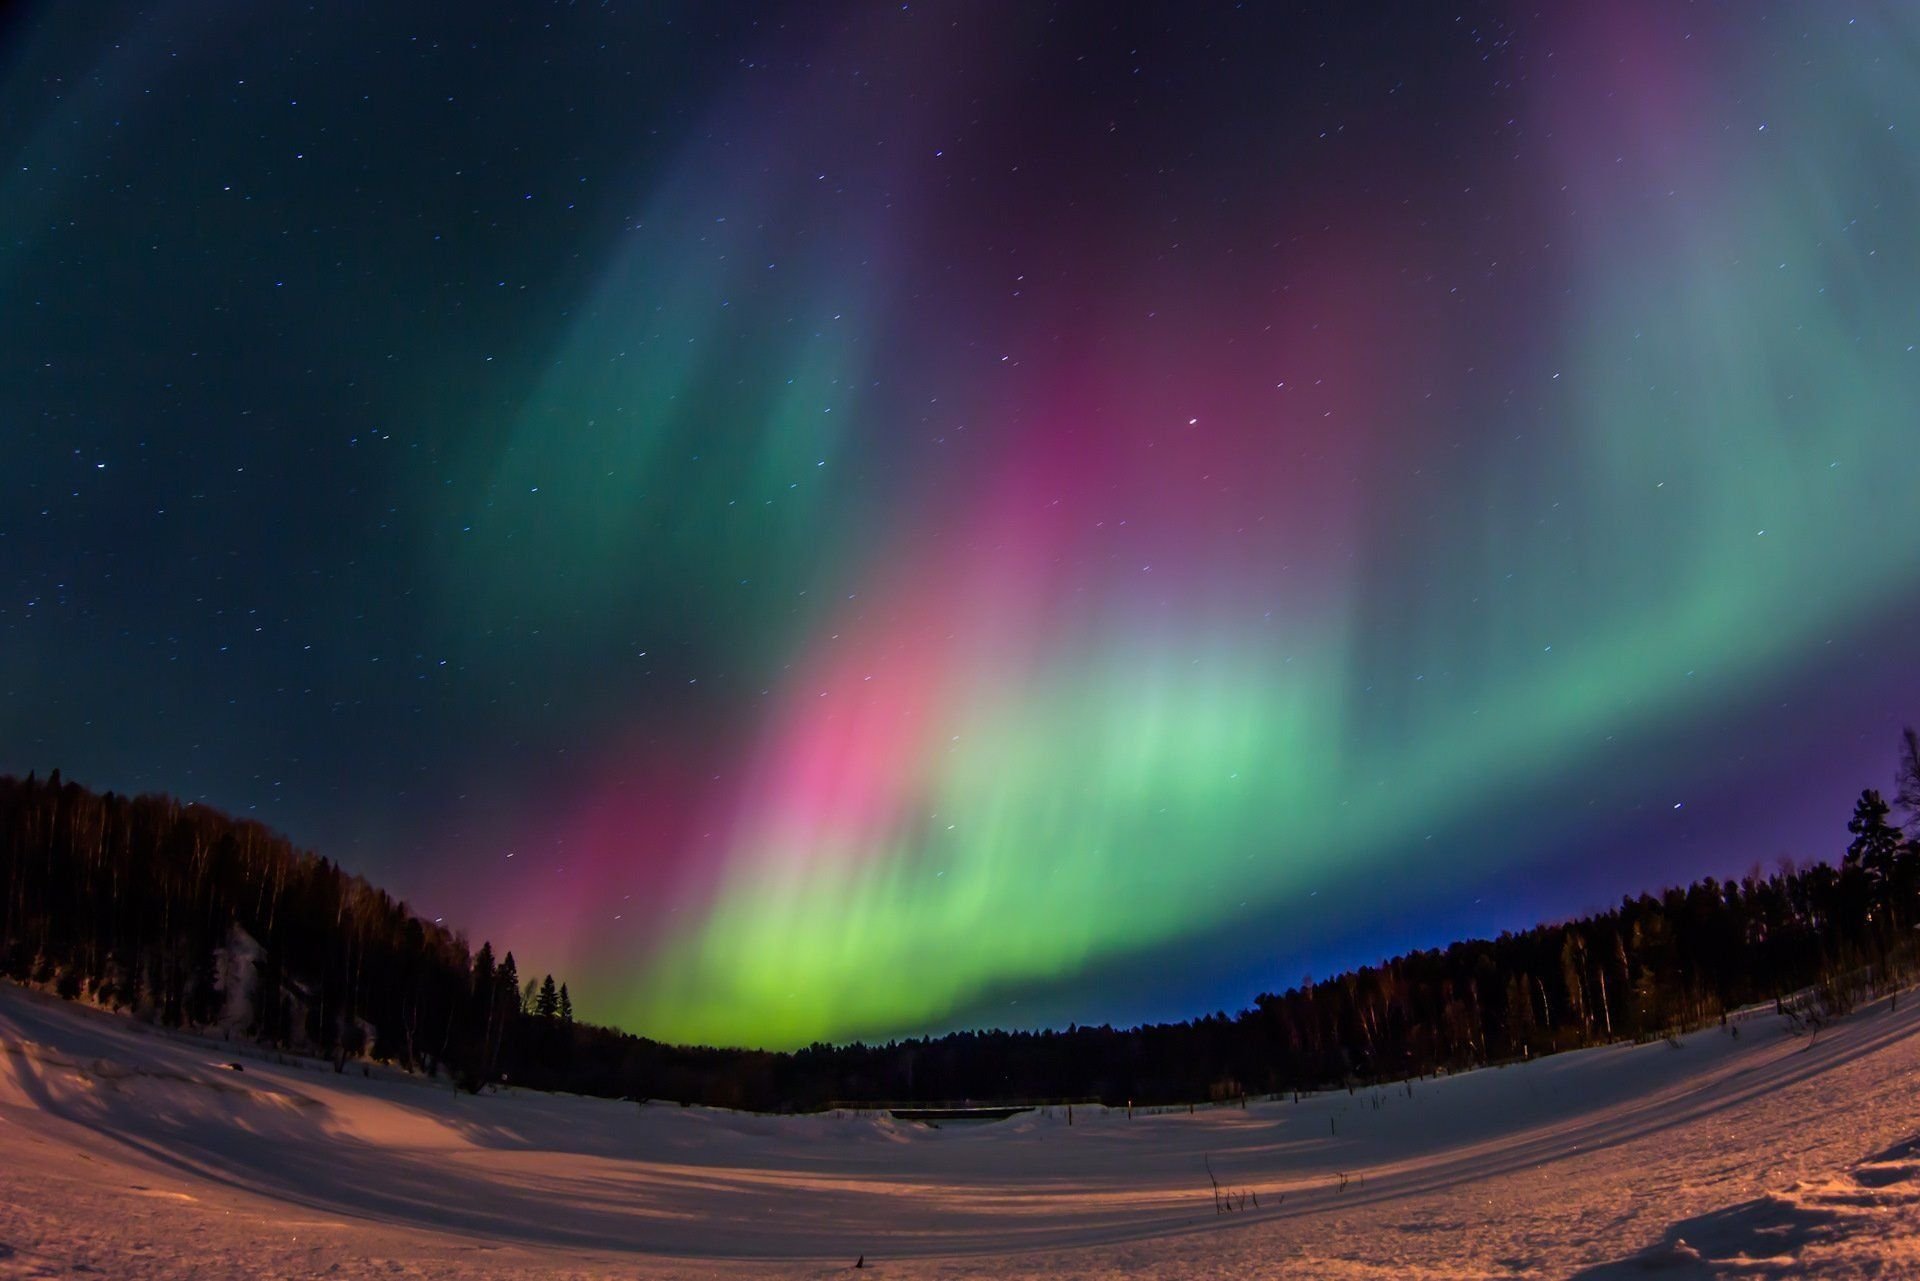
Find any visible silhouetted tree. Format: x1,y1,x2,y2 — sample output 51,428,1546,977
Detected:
1847,790,1904,930
1897,727,1920,833
4,734,1919,1113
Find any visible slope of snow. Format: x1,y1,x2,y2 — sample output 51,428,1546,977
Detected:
2,982,1918,1278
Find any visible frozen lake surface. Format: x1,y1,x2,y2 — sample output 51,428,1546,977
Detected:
3,981,1919,1277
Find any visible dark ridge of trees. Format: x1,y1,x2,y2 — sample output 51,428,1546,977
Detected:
3,736,1919,1112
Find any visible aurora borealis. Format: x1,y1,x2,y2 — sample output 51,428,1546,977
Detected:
4,2,1919,1049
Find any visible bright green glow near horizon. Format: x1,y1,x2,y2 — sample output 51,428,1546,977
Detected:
10,3,1919,1053
601,14,1920,1048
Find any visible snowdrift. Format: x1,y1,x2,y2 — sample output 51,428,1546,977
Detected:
2,982,1919,1277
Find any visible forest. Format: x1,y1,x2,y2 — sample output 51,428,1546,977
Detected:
3,730,1918,1111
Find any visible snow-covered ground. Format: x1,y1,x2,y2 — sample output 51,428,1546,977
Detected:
2,982,1918,1278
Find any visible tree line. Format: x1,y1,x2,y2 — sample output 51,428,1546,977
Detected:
2,730,1917,1110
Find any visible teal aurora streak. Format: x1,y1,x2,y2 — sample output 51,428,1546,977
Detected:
2,3,1917,1048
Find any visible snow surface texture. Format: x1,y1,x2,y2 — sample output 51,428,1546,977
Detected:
2,982,1918,1278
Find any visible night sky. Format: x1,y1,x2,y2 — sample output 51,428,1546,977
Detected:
4,1,1918,1049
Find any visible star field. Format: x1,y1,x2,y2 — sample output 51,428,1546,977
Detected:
3,1,1918,1047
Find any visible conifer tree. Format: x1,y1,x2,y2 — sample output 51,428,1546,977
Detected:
498,952,521,1014
473,942,496,1001
1847,789,1903,903
6,736,1920,1112
1897,727,1920,832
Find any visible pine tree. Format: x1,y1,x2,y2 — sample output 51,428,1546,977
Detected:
1897,728,1920,832
498,952,521,1013
1847,790,1902,892
495,951,521,1072
471,943,507,1085
471,941,497,1046
473,942,496,998
8,735,1920,1112
536,974,560,1020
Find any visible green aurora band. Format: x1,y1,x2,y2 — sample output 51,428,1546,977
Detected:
508,10,1920,1047
3,3,1917,1049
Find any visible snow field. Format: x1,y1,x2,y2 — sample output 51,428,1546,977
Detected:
2,981,1919,1277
